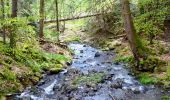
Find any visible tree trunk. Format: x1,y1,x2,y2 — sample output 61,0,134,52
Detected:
121,0,140,68
10,0,18,48
164,17,170,42
1,0,6,44
39,0,45,40
55,0,59,32
11,0,18,17
164,1,170,42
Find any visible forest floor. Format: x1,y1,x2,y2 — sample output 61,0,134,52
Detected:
0,40,72,99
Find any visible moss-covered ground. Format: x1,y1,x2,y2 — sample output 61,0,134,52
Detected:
0,41,71,97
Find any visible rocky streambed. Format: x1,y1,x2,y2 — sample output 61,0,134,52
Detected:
14,43,169,100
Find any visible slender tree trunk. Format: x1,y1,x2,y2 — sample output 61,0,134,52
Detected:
121,0,140,68
39,0,45,40
10,0,18,48
11,0,17,17
164,1,170,42
1,0,6,44
55,0,59,32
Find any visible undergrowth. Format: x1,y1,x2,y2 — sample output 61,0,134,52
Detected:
0,41,69,96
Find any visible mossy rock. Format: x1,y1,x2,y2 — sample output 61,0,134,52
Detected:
140,56,166,72
30,76,40,85
161,95,170,100
49,67,63,74
48,64,63,74
72,73,105,86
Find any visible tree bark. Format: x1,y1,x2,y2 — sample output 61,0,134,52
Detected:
39,0,45,40
164,1,170,42
55,0,59,32
10,0,18,48
1,0,6,44
121,0,140,68
11,0,18,17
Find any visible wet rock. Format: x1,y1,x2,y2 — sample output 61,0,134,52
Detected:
114,62,119,65
63,85,78,94
54,84,62,90
104,74,113,81
133,88,141,94
110,83,122,89
97,63,101,66
38,80,45,86
80,50,84,53
66,61,72,66
110,79,123,89
83,45,87,47
95,52,101,57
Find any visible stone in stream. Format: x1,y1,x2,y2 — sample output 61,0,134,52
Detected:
80,50,84,53
114,62,120,65
110,79,123,89
83,45,87,47
95,52,101,57
66,61,72,66
132,87,142,94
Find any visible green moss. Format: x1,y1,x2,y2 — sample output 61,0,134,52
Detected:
114,55,134,63
0,68,16,81
140,56,166,72
49,67,63,74
0,41,70,96
64,36,81,43
72,73,105,86
0,80,23,95
138,73,157,85
161,95,170,100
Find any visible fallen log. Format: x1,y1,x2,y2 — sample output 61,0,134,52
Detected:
44,13,102,24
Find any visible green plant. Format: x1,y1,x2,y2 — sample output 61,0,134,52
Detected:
114,55,134,63
161,95,170,100
0,68,16,81
73,73,105,86
138,73,157,85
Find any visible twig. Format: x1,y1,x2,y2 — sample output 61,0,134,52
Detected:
108,93,116,100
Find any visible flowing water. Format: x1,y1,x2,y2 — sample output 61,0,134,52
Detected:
14,43,169,100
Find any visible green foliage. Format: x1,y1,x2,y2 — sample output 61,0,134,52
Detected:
0,40,69,95
114,55,134,63
13,47,68,72
0,80,22,95
140,56,166,72
161,95,170,100
0,68,16,81
135,0,168,43
64,36,81,43
1,17,37,48
138,73,157,85
44,29,60,42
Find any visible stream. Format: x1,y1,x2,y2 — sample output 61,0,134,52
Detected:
14,43,169,100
